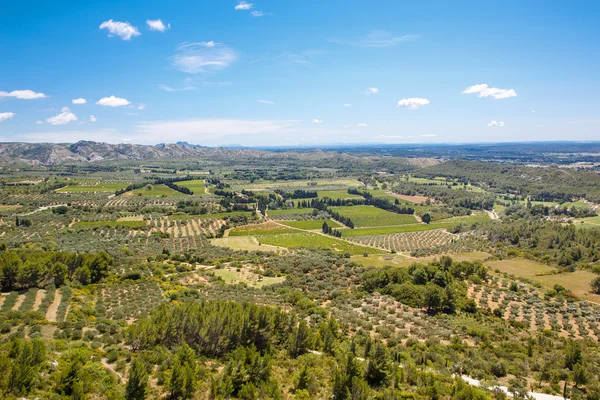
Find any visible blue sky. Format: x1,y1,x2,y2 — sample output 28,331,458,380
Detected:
0,0,599,146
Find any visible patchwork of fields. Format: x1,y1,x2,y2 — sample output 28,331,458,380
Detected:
329,205,418,227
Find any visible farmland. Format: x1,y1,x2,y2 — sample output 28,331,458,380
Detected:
257,232,383,255
280,218,342,229
1,144,600,400
329,205,418,227
176,179,206,194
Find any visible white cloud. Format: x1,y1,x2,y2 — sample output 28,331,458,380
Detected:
257,100,275,105
0,112,15,122
235,1,253,10
72,98,87,105
147,19,170,32
137,103,146,110
0,90,47,100
344,104,352,107
312,119,322,124
487,120,505,127
96,96,131,107
357,123,368,127
397,98,430,109
171,42,237,74
420,134,436,137
462,84,517,100
35,120,43,125
46,107,77,125
364,87,379,95
99,20,141,40
89,115,97,122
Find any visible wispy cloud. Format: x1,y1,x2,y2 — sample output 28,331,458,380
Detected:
397,98,429,109
235,1,253,10
251,11,271,17
46,107,77,125
257,100,275,105
357,123,368,127
147,19,170,32
332,30,419,47
171,41,237,74
364,87,379,95
462,84,517,100
137,103,146,110
96,96,131,107
344,104,352,107
0,112,15,122
0,90,47,100
99,20,140,40
312,119,322,124
487,120,505,127
89,115,97,122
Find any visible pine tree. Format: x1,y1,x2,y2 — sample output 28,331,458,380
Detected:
365,342,388,386
168,343,197,400
126,357,149,400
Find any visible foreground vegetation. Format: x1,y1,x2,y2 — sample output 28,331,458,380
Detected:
1,147,600,399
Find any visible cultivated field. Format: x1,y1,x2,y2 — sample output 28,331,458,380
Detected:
257,232,383,255
329,205,417,227
347,229,455,252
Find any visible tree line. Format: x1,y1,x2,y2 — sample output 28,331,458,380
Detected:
0,249,113,291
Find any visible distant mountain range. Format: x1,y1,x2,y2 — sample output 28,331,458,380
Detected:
0,141,271,165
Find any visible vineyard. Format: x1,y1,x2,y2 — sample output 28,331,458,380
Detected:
346,229,455,252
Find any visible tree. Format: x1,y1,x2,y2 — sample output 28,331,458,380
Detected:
365,342,388,386
168,343,197,400
288,320,312,358
573,363,588,388
591,276,600,294
424,283,445,314
422,213,432,224
564,341,582,370
126,358,149,400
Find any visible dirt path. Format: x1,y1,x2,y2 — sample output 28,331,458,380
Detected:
12,293,26,310
101,359,125,382
485,210,500,220
45,289,62,322
32,289,46,311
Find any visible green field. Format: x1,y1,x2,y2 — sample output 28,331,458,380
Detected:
73,220,147,228
280,219,342,230
176,179,205,194
339,213,489,237
229,222,296,236
364,190,399,202
257,232,382,255
329,205,417,227
241,178,363,191
57,182,129,192
131,184,183,197
268,208,314,217
317,190,362,200
575,215,600,229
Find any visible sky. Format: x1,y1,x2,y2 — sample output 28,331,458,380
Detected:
0,0,599,147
